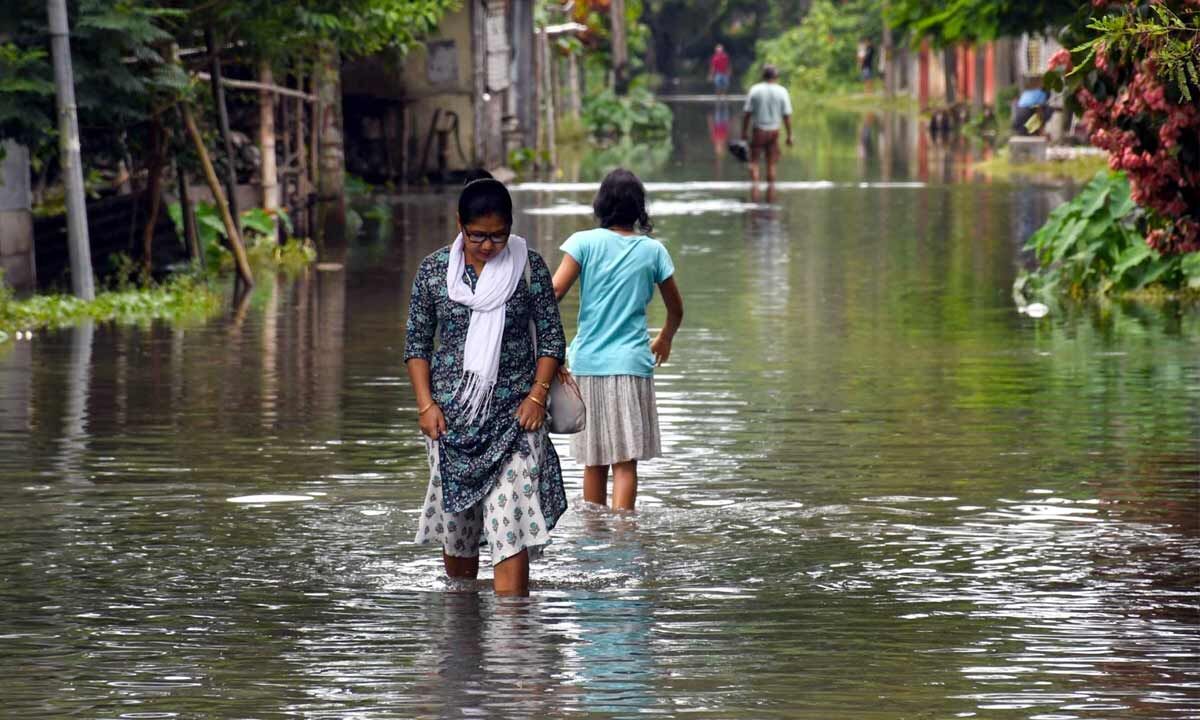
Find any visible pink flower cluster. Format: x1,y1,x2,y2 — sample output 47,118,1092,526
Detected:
1078,59,1200,254
1048,48,1072,71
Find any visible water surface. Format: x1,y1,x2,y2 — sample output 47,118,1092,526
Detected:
1,105,1197,718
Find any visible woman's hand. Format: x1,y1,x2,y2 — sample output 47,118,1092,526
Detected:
419,404,447,440
650,333,673,366
516,395,547,432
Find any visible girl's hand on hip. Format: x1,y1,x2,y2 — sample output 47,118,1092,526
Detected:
650,334,673,366
419,404,446,440
516,396,547,432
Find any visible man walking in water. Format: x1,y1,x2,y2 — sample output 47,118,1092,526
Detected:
742,64,793,188
709,44,731,96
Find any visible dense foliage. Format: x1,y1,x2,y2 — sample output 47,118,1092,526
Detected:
1016,171,1200,300
166,202,314,274
0,1,189,169
886,0,1078,45
748,0,883,94
0,0,457,183
1047,0,1199,256
642,0,813,78
542,0,672,142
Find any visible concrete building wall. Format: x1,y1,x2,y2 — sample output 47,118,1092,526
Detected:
402,4,479,175
0,142,36,291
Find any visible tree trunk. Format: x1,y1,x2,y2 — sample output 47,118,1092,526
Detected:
943,46,957,105
540,30,556,168
566,51,581,118
315,40,344,199
47,0,95,300
258,59,279,211
610,0,629,94
882,0,895,99
180,102,254,288
140,116,166,280
204,29,240,222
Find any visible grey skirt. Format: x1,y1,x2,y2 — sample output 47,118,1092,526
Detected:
570,375,662,466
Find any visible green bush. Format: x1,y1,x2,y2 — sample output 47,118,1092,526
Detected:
581,87,672,141
167,202,308,275
1015,170,1200,300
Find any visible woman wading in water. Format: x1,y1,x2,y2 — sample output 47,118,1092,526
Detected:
553,168,684,511
405,177,568,595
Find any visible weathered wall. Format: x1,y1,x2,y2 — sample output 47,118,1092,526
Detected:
401,4,479,177
0,142,36,291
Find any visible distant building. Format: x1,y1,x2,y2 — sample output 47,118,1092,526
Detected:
341,0,538,183
888,34,1066,113
1,142,36,291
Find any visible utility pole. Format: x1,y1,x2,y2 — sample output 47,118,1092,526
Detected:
47,0,95,300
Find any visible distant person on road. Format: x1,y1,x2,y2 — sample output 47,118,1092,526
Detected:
552,169,684,513
858,37,877,93
742,64,793,188
709,44,731,96
1012,75,1053,136
404,174,568,596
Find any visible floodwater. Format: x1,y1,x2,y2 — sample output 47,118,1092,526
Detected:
1,104,1198,718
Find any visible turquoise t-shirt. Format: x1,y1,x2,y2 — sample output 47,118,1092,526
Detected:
561,228,675,378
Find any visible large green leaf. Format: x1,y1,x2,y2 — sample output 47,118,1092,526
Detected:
1180,252,1200,289
1112,243,1152,277
1074,173,1112,219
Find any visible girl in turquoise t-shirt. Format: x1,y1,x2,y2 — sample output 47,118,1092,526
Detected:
552,168,685,511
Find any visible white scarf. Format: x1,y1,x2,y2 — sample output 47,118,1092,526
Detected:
446,232,528,424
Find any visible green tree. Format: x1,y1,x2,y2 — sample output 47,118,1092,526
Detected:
749,0,882,94
885,0,1078,45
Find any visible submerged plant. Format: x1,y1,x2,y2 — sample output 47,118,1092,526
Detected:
168,202,312,275
1015,170,1200,302
0,273,222,335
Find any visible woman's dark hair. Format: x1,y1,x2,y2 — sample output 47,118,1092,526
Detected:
458,176,513,226
593,168,653,234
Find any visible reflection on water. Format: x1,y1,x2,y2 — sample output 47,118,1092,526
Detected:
1,105,1198,718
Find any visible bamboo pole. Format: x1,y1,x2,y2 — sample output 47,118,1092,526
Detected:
193,72,316,102
258,59,279,211
204,29,241,222
173,156,201,265
180,102,254,287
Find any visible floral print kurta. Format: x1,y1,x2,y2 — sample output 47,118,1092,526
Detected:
404,246,567,527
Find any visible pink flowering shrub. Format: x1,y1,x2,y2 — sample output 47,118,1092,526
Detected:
1048,1,1200,256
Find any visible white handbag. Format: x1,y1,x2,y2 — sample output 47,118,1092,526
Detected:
525,258,586,434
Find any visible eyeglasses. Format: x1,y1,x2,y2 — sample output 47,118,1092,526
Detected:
463,229,510,245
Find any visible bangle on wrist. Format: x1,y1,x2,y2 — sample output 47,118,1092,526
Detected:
527,394,545,408
418,401,436,415
533,379,551,390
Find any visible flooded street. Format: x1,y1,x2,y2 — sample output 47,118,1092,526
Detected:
1,105,1198,718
